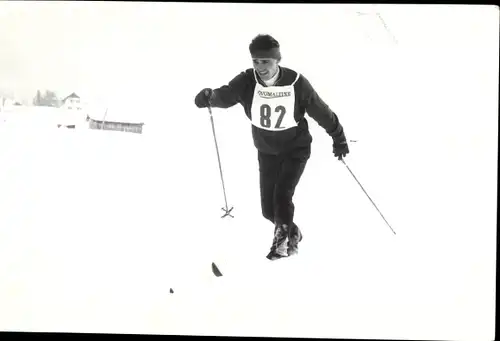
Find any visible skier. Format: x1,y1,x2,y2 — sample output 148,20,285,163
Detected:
194,34,349,260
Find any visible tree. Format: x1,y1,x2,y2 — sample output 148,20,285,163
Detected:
33,90,42,106
43,90,59,107
33,89,60,107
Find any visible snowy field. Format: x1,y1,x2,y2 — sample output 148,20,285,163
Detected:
0,3,497,341
0,83,496,340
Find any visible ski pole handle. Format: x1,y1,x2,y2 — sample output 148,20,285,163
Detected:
205,89,214,107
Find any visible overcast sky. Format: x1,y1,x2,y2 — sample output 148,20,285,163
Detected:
0,2,497,110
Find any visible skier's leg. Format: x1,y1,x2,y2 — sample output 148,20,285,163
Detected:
274,146,310,256
274,146,310,226
259,151,292,260
258,151,283,224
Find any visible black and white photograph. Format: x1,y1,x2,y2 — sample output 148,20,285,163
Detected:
0,2,497,340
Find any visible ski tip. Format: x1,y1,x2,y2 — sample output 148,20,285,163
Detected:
212,262,223,277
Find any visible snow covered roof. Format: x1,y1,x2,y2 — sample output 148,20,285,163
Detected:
62,92,80,102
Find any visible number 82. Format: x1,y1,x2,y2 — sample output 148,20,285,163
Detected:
260,104,286,129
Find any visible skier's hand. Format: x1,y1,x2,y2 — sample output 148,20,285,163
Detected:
195,88,214,108
333,139,349,160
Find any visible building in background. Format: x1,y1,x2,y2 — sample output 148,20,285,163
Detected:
54,92,87,128
60,92,82,111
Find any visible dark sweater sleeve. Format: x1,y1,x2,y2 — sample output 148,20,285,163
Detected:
209,71,250,109
299,75,346,142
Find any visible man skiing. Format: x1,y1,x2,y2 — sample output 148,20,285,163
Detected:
194,34,349,260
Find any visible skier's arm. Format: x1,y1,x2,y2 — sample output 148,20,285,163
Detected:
209,72,250,109
299,75,346,142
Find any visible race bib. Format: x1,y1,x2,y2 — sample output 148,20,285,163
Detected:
250,72,300,131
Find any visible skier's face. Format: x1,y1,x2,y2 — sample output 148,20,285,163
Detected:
252,58,279,81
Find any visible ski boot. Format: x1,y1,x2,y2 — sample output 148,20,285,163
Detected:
266,223,289,260
287,223,303,257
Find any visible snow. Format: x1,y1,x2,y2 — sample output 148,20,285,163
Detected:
0,3,497,341
0,90,496,339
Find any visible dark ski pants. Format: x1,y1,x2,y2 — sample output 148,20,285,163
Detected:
258,145,311,227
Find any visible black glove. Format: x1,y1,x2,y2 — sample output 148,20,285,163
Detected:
333,138,349,160
194,88,214,108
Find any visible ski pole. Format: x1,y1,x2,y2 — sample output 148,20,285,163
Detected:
341,158,396,235
207,105,234,218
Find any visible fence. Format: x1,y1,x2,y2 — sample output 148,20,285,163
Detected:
88,118,144,134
